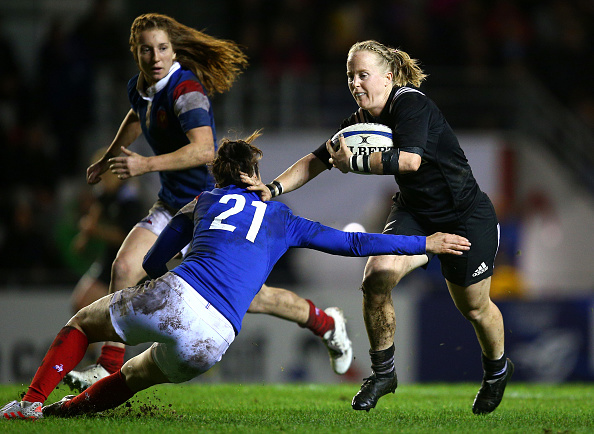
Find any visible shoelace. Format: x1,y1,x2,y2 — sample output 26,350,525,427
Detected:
360,375,377,387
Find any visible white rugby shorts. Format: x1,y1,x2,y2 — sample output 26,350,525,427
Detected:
135,201,190,256
109,272,235,383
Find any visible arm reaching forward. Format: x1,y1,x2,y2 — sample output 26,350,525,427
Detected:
240,153,327,201
289,215,470,257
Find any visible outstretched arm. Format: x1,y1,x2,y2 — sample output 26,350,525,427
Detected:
241,153,328,201
292,217,470,257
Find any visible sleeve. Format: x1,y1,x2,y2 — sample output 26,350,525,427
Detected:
286,211,426,256
142,199,197,279
392,92,430,156
173,79,212,132
127,75,141,111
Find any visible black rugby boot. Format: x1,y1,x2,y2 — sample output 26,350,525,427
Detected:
472,358,514,415
351,372,398,411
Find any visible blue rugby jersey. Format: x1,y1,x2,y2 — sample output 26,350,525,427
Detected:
143,185,426,334
128,64,216,209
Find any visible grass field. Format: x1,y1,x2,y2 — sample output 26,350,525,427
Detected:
1,382,593,433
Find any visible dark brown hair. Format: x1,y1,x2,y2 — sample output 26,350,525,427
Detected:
212,130,263,187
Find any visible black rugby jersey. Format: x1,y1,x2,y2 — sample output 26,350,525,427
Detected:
313,86,482,225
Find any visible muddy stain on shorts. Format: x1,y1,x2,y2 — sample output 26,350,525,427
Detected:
113,275,188,334
130,279,170,315
174,338,217,379
156,276,189,333
189,338,216,364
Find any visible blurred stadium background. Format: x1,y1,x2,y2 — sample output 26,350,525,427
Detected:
1,0,594,385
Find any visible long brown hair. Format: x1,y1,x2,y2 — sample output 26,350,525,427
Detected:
348,40,428,88
129,13,248,95
212,130,263,187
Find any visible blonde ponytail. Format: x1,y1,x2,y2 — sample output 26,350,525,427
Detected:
348,40,427,88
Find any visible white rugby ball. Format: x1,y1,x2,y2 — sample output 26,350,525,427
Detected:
331,123,393,155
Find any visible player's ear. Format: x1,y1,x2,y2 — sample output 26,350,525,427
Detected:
385,71,393,86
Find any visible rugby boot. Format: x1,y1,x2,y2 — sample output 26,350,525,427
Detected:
351,371,398,411
63,363,109,392
472,358,514,414
322,307,353,375
42,395,76,418
1,400,43,420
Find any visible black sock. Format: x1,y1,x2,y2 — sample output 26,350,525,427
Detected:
482,352,507,379
370,344,395,378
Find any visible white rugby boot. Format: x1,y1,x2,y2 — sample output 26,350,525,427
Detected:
1,400,43,419
42,395,76,417
322,307,353,375
62,363,109,392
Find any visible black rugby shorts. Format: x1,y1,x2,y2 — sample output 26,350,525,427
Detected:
382,193,499,287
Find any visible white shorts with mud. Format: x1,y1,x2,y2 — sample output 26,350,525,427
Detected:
109,272,235,383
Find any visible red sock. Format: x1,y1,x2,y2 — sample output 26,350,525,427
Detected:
23,326,88,403
61,369,135,416
299,300,335,337
96,345,126,374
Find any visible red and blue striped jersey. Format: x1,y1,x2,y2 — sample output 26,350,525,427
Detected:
128,66,216,210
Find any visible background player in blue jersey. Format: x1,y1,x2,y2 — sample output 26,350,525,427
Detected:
1,132,470,419
66,13,349,391
243,40,512,415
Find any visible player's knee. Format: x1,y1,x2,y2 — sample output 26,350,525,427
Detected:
111,256,130,279
121,359,149,392
111,254,142,285
66,307,91,335
458,303,489,323
363,262,401,294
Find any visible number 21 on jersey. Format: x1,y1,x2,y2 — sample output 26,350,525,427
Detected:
208,194,267,242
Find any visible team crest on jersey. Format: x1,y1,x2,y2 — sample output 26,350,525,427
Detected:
156,108,168,129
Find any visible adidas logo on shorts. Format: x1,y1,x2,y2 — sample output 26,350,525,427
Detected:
472,262,488,278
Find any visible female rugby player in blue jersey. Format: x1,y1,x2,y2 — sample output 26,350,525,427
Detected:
1,132,470,419
66,13,350,391
244,40,513,415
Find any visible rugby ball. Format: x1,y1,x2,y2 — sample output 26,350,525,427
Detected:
331,123,393,155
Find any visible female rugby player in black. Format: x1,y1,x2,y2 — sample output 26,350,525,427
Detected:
244,40,512,415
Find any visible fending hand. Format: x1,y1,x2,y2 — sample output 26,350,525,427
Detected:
239,171,272,201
